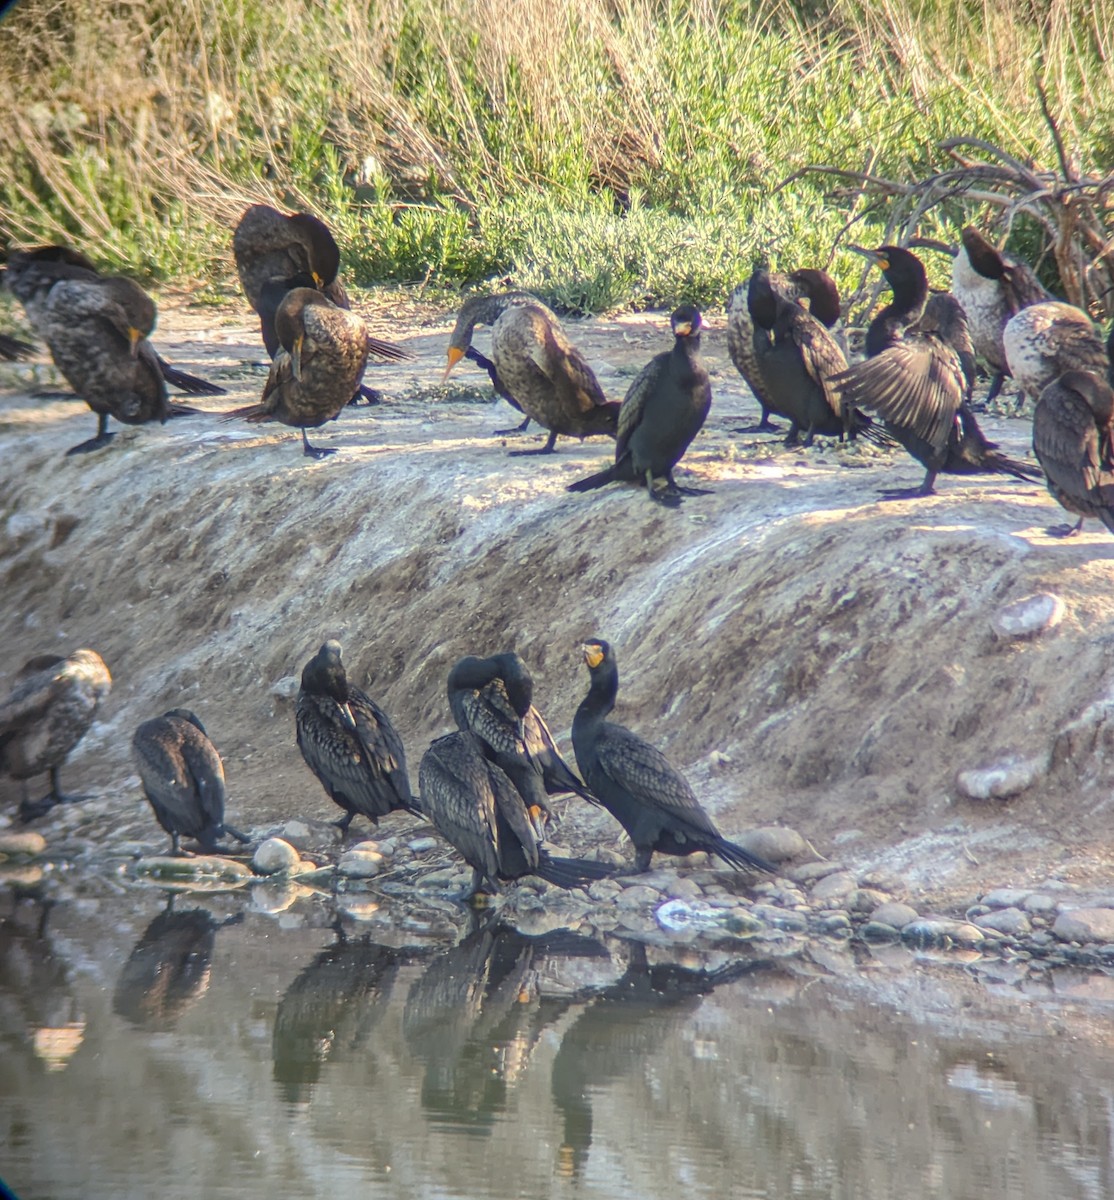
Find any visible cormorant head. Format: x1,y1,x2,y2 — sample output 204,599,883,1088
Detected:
287,212,341,289
670,306,703,339
101,276,157,356
746,268,779,331
960,227,1007,280
580,639,611,672
849,244,927,301
492,652,534,719
788,268,841,329
165,709,207,736
302,639,349,701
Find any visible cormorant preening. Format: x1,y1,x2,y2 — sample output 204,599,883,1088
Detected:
223,288,369,457
132,710,248,856
443,292,619,454
746,267,886,447
418,731,612,900
726,268,792,433
295,640,418,835
1032,370,1114,537
832,245,1041,498
463,345,531,435
1003,298,1109,401
567,305,712,505
571,640,775,875
0,649,111,822
5,245,226,396
447,652,597,835
951,225,1052,405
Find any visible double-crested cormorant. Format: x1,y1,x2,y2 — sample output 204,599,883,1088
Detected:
832,245,1041,498
567,305,712,505
132,709,248,856
462,345,531,435
5,245,225,396
0,648,111,822
418,731,613,900
951,225,1052,405
223,288,369,458
295,640,418,835
726,268,791,433
233,206,410,405
1003,298,1109,400
570,640,775,874
447,652,597,835
745,267,886,447
1032,370,1114,536
443,292,619,454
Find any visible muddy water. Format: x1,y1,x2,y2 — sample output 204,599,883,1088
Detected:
3,883,1114,1200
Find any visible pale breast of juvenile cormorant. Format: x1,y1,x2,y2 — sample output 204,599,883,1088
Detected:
1004,300,1109,401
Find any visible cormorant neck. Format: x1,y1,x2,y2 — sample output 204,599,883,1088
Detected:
576,661,619,723
866,289,927,356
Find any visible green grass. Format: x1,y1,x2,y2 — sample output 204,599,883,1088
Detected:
0,0,1110,312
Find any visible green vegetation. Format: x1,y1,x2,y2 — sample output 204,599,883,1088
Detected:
0,0,1111,311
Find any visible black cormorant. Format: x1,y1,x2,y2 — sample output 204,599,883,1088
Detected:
447,652,597,834
132,709,248,856
1032,370,1114,536
295,640,418,835
832,245,1041,498
0,648,111,822
223,288,370,458
567,305,711,505
418,731,612,900
443,292,619,454
570,639,776,874
725,268,792,433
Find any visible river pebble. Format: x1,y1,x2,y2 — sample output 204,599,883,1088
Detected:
957,754,1049,800
847,887,890,914
990,592,1065,640
738,825,808,863
816,912,852,935
588,879,622,901
787,860,846,885
902,918,985,949
615,885,663,910
750,904,809,932
655,898,724,933
278,821,313,849
977,907,1032,936
809,871,857,903
664,876,704,900
982,887,1031,908
407,837,439,854
338,848,383,879
1052,908,1114,943
0,831,47,857
1023,893,1057,914
861,920,901,943
270,674,299,700
136,855,253,883
253,837,302,875
870,901,918,929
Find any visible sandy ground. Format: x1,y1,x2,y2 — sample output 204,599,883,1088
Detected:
2,284,1114,914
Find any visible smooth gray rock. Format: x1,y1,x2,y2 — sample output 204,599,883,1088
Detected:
902,918,985,949
861,921,901,943
664,876,704,900
787,860,846,885
815,912,852,935
407,836,439,853
270,675,300,700
1052,908,1114,943
279,820,312,849
0,832,47,857
977,907,1032,936
615,885,663,910
990,592,1065,640
982,887,1031,908
847,887,889,914
253,837,302,875
870,901,918,929
735,825,807,864
810,871,857,903
956,754,1049,800
1023,893,1057,915
750,904,809,932
588,879,622,901
337,849,383,879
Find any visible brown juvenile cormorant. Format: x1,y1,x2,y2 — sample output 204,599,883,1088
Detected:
1032,370,1114,536
223,288,370,458
832,245,1041,498
567,305,712,505
295,640,418,835
447,652,597,835
462,345,532,435
746,267,887,447
1003,299,1109,401
443,292,619,454
5,245,225,396
0,648,111,822
418,730,612,901
951,225,1052,405
132,709,248,856
570,640,775,875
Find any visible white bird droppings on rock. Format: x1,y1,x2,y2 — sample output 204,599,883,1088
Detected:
956,753,1050,800
991,592,1065,640
253,837,302,875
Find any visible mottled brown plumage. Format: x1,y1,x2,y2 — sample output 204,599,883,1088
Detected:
295,640,417,835
444,292,619,454
1004,300,1109,400
725,269,793,432
233,205,349,312
0,648,110,821
1032,371,1114,537
133,709,247,856
570,639,774,875
224,289,369,457
567,306,711,505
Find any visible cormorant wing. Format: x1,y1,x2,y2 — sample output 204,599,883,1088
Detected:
460,682,525,757
523,707,589,795
348,687,413,806
0,657,70,737
593,723,719,836
297,693,398,814
834,336,964,451
176,733,227,827
1034,381,1110,496
421,735,504,880
1001,260,1052,313
615,352,669,461
785,308,847,419
538,320,610,413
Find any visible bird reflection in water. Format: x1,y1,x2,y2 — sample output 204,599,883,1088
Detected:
113,895,241,1031
0,893,86,1072
551,942,771,1179
272,924,415,1104
403,921,609,1133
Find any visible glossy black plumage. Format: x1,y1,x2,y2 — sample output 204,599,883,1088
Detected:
444,292,619,454
418,731,612,900
223,288,369,457
1032,370,1114,536
833,246,1041,498
295,640,417,835
725,268,792,432
447,652,597,829
567,305,711,505
4,245,225,396
132,709,247,856
571,640,775,875
0,648,111,822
